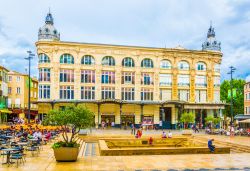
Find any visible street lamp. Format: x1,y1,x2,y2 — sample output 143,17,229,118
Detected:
25,51,35,124
227,66,236,125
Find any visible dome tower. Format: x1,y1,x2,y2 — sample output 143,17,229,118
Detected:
38,11,60,41
202,22,221,51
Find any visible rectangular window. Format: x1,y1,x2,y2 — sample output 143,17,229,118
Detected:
39,68,51,81
16,76,21,82
101,87,115,99
81,70,95,83
178,90,189,101
101,71,115,84
141,73,154,85
30,91,33,97
214,91,220,103
195,90,207,103
8,76,12,82
60,69,74,82
160,89,172,101
39,85,50,99
141,88,153,101
159,74,172,86
59,86,74,99
17,87,21,94
121,88,135,101
214,76,220,87
81,86,95,100
178,75,190,86
8,87,11,94
195,75,207,87
121,72,135,84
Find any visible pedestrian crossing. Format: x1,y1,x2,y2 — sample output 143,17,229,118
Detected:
84,142,99,156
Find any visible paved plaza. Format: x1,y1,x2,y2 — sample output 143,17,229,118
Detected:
0,129,249,171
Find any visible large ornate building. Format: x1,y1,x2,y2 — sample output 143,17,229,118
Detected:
36,12,224,128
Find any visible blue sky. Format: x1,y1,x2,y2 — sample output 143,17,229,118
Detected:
0,0,249,81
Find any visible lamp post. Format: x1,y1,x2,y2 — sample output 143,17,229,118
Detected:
25,51,35,124
227,66,236,125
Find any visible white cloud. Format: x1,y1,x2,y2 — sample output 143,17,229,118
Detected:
0,0,249,80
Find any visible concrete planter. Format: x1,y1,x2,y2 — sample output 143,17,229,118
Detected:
53,147,79,162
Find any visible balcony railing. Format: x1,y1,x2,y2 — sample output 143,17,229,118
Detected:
178,83,190,86
159,82,172,86
195,83,207,87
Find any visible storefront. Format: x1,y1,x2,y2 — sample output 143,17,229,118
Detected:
121,113,135,128
142,115,154,129
101,114,115,127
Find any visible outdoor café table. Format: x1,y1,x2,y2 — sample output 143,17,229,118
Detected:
1,148,19,165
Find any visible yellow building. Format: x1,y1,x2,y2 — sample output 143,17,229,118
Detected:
36,12,224,128
7,71,38,120
0,65,10,123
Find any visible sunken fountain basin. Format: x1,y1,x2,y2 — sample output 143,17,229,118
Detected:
99,137,230,156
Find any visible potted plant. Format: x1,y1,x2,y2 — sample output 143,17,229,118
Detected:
43,105,94,162
180,112,195,135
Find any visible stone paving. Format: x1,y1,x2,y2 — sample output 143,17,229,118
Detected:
0,129,249,171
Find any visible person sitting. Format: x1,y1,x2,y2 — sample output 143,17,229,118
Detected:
168,131,172,138
162,131,167,138
208,139,215,152
44,131,51,144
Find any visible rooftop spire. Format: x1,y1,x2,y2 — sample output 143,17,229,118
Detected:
202,22,221,52
38,10,60,41
45,9,54,25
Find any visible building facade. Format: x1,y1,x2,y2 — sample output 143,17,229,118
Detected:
7,71,38,120
0,65,10,122
244,82,250,114
36,12,224,128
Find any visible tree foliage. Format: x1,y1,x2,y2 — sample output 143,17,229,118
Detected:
180,112,195,124
220,79,245,117
205,115,221,125
43,105,94,145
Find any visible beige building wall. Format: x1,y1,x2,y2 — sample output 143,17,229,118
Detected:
244,82,250,114
7,71,38,110
36,41,223,126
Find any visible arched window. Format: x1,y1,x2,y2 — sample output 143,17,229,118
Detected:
178,61,189,70
81,55,95,65
160,60,171,69
196,62,206,71
102,56,115,66
141,58,154,68
122,57,134,67
38,54,50,63
60,54,74,64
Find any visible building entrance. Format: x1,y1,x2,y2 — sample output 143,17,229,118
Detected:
121,114,135,129
101,115,115,127
160,107,172,129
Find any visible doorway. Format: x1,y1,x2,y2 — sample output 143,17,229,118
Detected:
160,107,172,129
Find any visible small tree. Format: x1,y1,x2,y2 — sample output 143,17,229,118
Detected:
205,115,221,128
43,105,94,147
180,112,195,129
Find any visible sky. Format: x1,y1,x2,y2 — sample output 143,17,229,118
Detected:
0,0,249,81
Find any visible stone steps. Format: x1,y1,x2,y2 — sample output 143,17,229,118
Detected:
194,136,250,153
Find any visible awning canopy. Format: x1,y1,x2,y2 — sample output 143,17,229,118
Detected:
234,114,250,120
0,109,12,114
239,119,250,123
